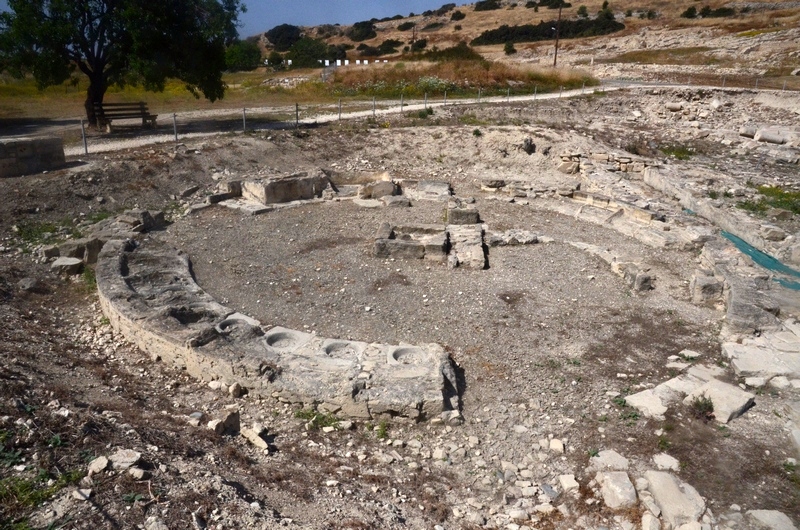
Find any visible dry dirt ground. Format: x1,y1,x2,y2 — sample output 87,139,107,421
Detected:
1,87,799,529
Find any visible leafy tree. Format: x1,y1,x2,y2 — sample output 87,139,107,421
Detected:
504,42,517,55
700,6,712,17
411,39,427,52
451,10,466,21
225,40,262,71
602,0,609,9
347,21,377,42
0,0,243,125
267,51,284,68
475,0,502,11
286,37,328,68
265,24,302,52
681,6,697,18
398,22,416,31
577,5,589,18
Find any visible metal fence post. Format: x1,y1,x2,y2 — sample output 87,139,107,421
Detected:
373,97,376,117
338,99,342,120
582,81,585,94
424,92,428,109
478,88,481,104
507,88,510,102
782,80,786,91
755,77,759,89
173,113,178,142
722,76,726,88
444,91,447,106
242,108,246,132
80,119,88,155
400,94,404,113
295,103,299,128
560,86,563,98
534,85,537,102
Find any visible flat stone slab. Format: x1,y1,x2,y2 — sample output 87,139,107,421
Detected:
596,471,637,509
747,510,798,530
219,198,273,216
96,239,460,422
683,379,755,423
722,341,800,379
587,449,629,472
645,470,705,529
625,389,669,420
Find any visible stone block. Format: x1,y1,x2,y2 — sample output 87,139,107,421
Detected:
383,196,410,207
51,257,83,275
596,471,637,509
374,239,425,260
690,272,723,304
645,471,705,529
447,207,479,225
747,510,798,530
557,161,579,175
359,180,396,199
587,449,630,472
242,171,330,205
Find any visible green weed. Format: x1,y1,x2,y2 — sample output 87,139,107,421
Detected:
690,396,715,423
661,145,694,160
294,409,339,430
376,420,389,440
657,435,671,451
0,469,83,510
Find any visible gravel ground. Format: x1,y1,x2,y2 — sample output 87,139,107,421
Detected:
2,86,799,529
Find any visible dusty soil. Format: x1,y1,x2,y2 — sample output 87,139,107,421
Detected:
1,86,799,529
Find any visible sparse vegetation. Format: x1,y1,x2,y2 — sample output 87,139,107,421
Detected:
474,0,502,12
294,409,340,429
661,144,694,160
471,15,624,46
451,10,466,21
736,186,800,216
690,396,715,423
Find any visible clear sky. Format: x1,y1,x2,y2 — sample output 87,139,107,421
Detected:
0,1,471,39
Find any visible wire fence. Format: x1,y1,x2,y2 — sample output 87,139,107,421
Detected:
4,74,798,157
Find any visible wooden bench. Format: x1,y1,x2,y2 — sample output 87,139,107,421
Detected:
93,102,157,131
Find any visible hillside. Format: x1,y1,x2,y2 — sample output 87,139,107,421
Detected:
262,0,800,90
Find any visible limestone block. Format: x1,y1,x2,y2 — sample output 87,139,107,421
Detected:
666,102,684,112
761,224,787,241
596,471,637,509
643,512,661,530
587,449,629,472
382,196,410,208
359,180,396,199
690,272,723,304
558,474,579,492
242,171,330,205
747,510,798,530
374,239,425,260
447,206,479,225
558,161,579,175
51,257,83,275
653,453,680,471
754,130,786,145
626,389,668,420
683,379,755,423
415,180,451,200
645,471,705,529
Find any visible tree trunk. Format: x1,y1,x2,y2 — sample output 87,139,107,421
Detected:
84,74,107,127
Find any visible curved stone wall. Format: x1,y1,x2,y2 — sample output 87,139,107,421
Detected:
95,238,461,422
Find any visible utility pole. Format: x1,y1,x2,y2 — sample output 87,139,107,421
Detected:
553,4,563,68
